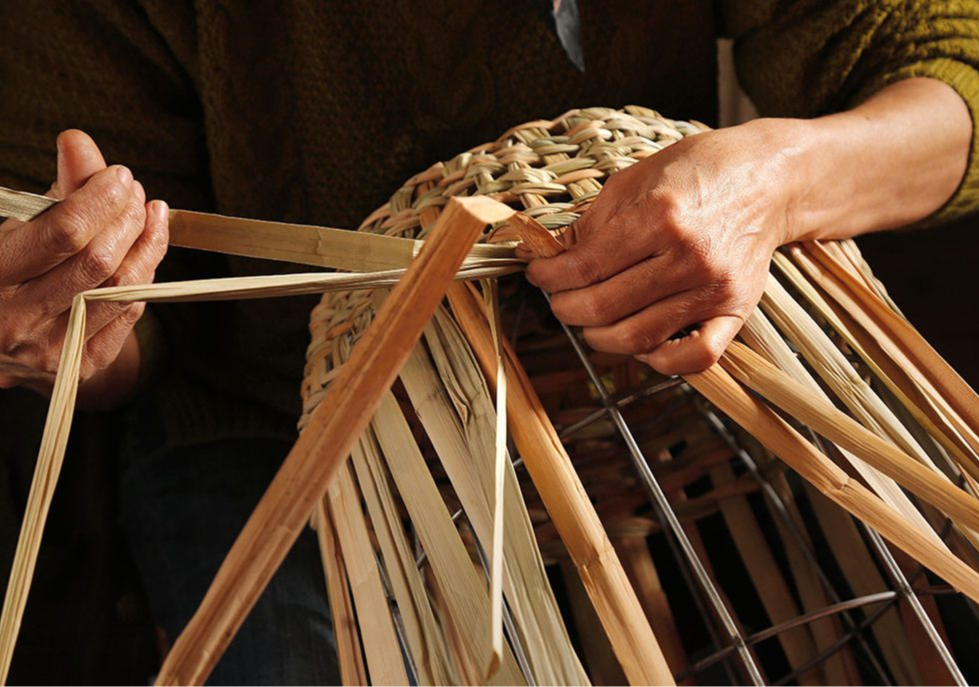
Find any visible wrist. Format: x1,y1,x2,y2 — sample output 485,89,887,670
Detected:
741,117,820,247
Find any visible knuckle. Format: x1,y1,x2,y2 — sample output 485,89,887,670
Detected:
649,189,680,222
622,323,656,354
80,246,117,283
100,176,130,208
121,302,144,325
566,252,599,287
119,206,146,235
47,211,90,255
579,292,614,326
690,340,723,370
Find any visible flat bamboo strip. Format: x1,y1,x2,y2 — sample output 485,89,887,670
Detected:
761,276,945,476
807,240,979,439
447,281,675,687
721,343,979,539
0,295,87,684
760,276,979,561
348,427,457,685
81,264,520,305
312,501,368,686
426,567,485,685
754,282,944,544
803,484,922,685
782,247,979,482
0,184,517,273
0,185,54,221
708,463,823,685
684,363,979,604
610,537,690,682
155,195,514,685
559,559,628,686
739,311,878,684
482,280,508,675
370,392,523,685
404,309,588,684
326,465,408,685
758,470,863,685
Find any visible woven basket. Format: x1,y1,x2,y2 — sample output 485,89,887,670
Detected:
299,107,979,686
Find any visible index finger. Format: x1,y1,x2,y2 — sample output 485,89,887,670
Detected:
0,165,134,284
525,203,668,293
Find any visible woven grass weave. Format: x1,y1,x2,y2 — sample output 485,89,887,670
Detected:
298,107,979,686
301,106,703,420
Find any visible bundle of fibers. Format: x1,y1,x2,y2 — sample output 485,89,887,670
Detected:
2,107,979,686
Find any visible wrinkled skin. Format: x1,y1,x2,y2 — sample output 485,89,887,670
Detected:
523,78,972,375
0,131,168,406
524,120,790,374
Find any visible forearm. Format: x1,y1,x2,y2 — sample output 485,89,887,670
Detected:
777,78,972,242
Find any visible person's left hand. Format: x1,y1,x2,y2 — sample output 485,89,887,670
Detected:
523,119,798,375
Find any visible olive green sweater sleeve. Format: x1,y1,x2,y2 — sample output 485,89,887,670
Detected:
718,0,979,225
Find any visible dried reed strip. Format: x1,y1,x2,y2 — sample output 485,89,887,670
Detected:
348,427,457,685
0,295,86,684
558,560,628,686
405,308,587,684
760,275,979,564
326,464,408,685
0,184,516,274
761,275,943,476
806,240,979,438
155,195,513,685
780,248,979,483
610,537,691,683
483,280,508,674
312,501,368,686
721,343,979,541
0,251,519,681
802,484,922,684
740,310,893,684
447,281,675,687
708,462,823,685
370,391,523,684
755,280,944,543
684,363,979,604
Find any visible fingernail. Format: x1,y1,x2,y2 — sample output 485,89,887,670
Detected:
152,200,169,223
116,166,133,186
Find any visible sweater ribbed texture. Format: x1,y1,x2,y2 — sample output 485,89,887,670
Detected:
0,0,976,446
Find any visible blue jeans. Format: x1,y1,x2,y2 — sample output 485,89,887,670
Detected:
117,424,340,685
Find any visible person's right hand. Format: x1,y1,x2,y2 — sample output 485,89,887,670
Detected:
0,130,169,402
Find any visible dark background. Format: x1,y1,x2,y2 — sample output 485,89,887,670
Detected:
0,213,976,684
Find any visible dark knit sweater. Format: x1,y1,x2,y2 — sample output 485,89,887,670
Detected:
1,0,978,446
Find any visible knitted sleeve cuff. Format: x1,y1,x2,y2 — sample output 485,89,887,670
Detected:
850,58,979,228
132,305,166,394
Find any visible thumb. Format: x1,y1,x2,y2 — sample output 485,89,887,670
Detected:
637,315,744,376
50,129,107,199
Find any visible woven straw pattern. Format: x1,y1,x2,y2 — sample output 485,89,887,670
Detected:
301,106,707,422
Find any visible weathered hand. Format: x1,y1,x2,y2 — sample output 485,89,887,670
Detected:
524,120,794,375
0,130,169,400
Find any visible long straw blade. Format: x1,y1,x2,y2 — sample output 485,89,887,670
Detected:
0,185,515,272
154,195,514,686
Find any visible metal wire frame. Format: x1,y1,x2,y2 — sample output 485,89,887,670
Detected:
392,288,975,686
542,295,974,685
